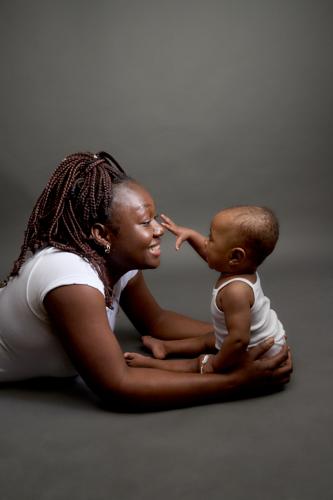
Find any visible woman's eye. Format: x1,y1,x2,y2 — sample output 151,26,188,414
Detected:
141,215,160,226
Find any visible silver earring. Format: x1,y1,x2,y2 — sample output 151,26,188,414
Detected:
104,244,111,254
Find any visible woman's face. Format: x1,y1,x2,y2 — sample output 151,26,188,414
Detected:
106,181,164,272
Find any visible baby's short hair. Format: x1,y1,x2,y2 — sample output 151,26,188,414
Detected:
228,206,279,266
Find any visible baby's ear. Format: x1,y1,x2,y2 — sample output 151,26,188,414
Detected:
229,247,246,265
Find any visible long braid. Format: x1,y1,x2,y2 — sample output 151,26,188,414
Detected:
6,152,130,307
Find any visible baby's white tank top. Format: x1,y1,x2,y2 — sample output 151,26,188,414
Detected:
211,273,285,356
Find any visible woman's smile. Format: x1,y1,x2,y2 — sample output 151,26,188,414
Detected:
148,241,161,257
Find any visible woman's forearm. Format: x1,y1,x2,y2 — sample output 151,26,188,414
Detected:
147,309,213,340
94,343,292,411
96,365,244,411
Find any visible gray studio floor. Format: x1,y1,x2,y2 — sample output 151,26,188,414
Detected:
1,256,332,500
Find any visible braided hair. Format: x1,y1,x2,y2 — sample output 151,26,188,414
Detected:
6,151,131,306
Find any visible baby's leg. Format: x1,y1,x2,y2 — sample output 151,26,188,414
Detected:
124,352,200,373
142,331,216,359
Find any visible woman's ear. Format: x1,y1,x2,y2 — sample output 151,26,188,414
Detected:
90,223,110,248
229,247,246,265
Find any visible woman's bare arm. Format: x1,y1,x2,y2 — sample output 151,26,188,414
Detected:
120,271,213,340
45,283,292,411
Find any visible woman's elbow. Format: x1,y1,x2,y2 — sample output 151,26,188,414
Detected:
89,368,147,411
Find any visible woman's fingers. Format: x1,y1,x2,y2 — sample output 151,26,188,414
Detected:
261,347,293,385
248,338,275,360
264,344,290,369
247,341,292,385
273,349,293,381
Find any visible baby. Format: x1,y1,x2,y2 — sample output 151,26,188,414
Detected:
125,206,285,374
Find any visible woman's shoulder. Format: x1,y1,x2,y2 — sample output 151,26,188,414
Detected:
25,247,105,297
29,247,96,272
36,246,90,262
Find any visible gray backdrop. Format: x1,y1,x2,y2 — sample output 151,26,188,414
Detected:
1,1,332,500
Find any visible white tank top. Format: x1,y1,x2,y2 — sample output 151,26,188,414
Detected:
0,248,138,381
211,273,285,356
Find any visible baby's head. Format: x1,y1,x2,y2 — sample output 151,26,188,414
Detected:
206,206,279,273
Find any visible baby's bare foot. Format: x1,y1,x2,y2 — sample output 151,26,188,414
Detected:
142,336,167,359
124,352,156,368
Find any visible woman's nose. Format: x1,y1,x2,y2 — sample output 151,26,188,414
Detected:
153,218,164,237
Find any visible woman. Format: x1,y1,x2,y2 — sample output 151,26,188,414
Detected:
0,152,291,410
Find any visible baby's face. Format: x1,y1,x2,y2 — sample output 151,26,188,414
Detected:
205,211,239,272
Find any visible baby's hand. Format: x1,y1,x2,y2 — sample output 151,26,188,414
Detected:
160,214,193,250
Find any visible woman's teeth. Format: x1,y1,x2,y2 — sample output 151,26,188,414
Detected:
149,244,160,255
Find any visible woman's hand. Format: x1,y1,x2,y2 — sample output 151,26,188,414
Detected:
234,340,292,388
200,339,292,387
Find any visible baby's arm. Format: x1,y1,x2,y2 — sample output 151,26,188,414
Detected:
161,214,207,261
211,282,253,373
